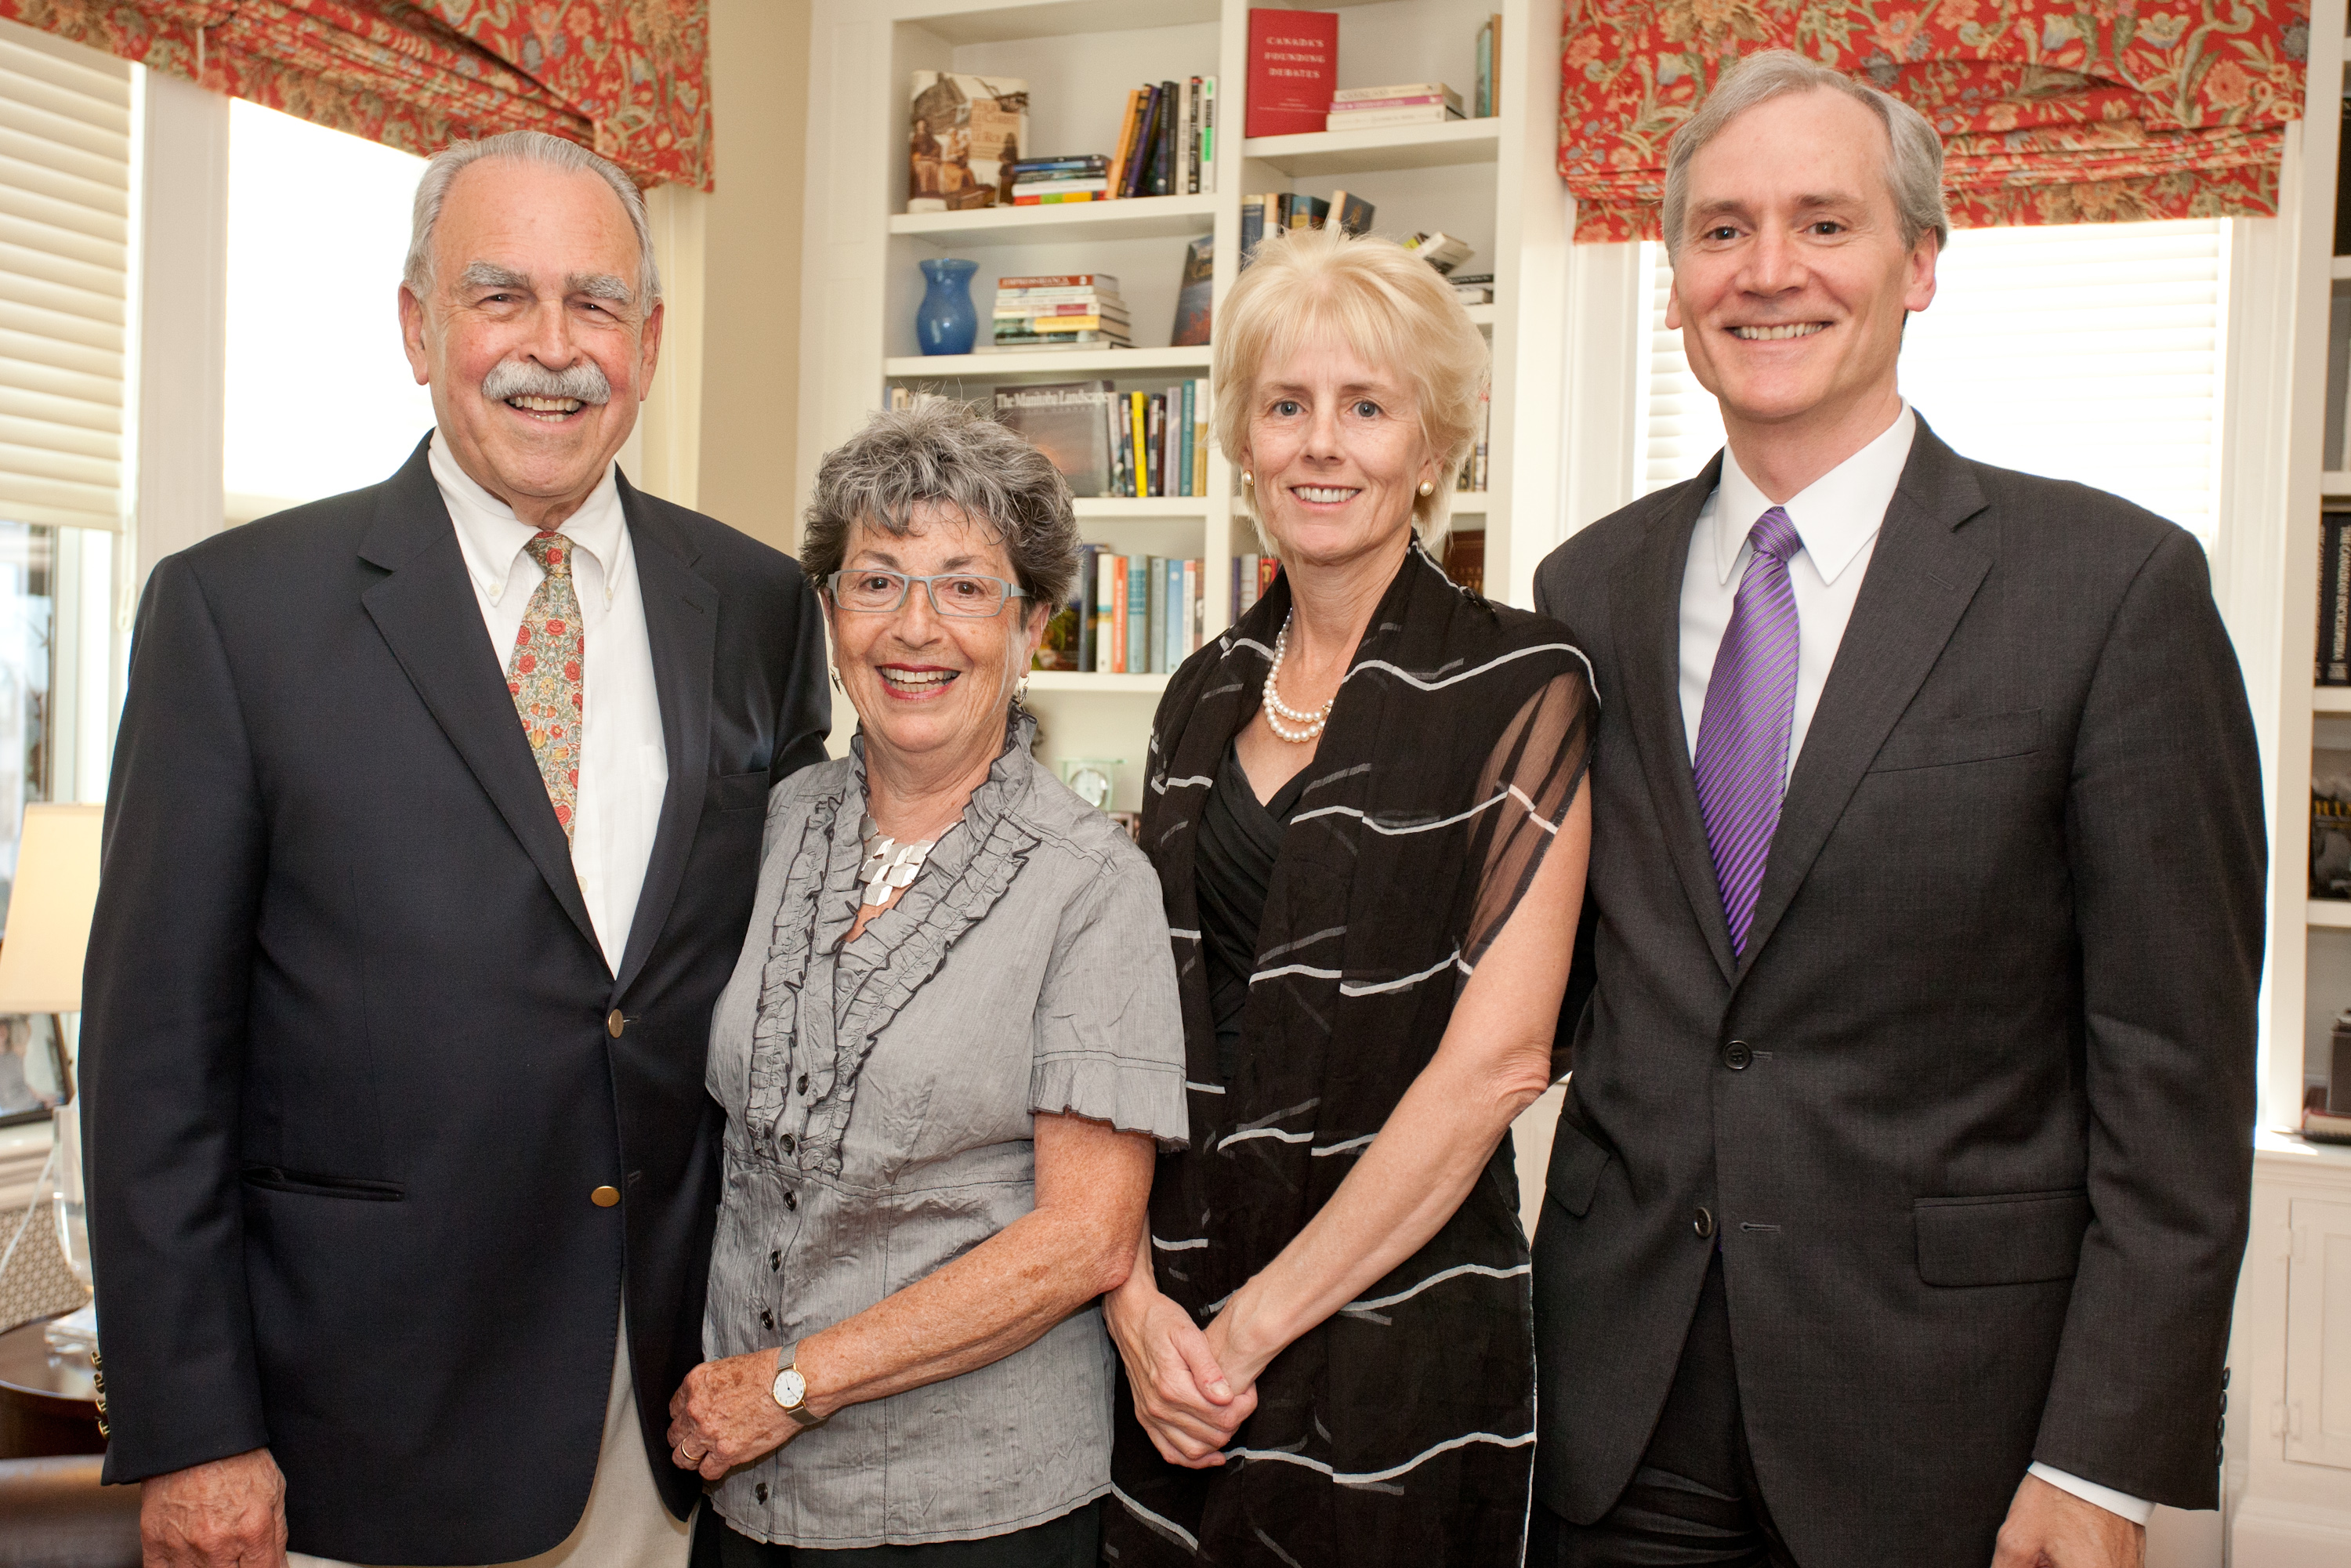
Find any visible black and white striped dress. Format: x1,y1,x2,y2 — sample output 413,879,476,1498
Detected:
1106,543,1597,1566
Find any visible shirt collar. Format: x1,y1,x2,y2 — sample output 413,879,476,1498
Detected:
1711,404,1917,586
429,429,625,607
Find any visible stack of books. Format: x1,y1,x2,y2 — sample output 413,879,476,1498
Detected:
992,274,1130,351
1450,272,1495,306
1326,83,1464,132
1010,155,1111,205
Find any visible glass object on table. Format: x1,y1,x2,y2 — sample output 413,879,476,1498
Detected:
44,1102,95,1356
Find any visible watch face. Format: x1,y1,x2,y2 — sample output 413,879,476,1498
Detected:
773,1367,807,1410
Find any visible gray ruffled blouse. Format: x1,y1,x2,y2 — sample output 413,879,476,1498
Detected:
701,713,1188,1548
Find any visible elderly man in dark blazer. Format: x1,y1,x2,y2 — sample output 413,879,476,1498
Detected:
1530,51,2262,1568
82,131,828,1566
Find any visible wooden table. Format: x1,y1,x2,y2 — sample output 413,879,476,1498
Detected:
0,1316,103,1457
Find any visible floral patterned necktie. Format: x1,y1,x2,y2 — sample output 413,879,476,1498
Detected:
506,531,584,840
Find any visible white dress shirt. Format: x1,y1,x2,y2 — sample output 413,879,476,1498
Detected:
1675,406,2154,1529
430,433,668,974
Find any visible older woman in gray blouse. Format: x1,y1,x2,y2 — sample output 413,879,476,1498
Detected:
665,399,1188,1563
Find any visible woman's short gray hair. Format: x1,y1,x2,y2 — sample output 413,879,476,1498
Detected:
1661,49,1950,262
404,131,663,306
802,398,1081,612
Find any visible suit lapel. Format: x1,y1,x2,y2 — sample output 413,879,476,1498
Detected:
359,438,601,957
1735,425,1992,971
612,475,717,996
1608,458,1740,984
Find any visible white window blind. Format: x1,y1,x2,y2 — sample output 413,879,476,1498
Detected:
0,20,132,534
1635,219,2230,543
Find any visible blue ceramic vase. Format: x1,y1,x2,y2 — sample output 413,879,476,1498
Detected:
916,258,980,356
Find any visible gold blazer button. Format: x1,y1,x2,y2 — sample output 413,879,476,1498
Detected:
591,1186,621,1208
607,1010,625,1037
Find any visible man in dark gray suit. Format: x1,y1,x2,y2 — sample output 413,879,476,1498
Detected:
1530,50,2262,1568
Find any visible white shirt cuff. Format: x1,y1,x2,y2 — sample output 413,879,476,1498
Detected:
2028,1462,2157,1526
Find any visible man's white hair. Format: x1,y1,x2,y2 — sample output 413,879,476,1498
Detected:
1661,49,1951,263
403,130,663,307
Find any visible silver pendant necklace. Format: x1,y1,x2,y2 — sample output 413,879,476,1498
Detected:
858,813,936,907
1263,615,1334,744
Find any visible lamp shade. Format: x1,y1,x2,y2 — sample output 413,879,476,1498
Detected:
0,803,103,1014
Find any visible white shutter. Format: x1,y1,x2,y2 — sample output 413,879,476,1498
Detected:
1636,219,2229,543
0,20,132,534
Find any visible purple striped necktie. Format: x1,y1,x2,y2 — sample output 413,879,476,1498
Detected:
1692,505,1802,958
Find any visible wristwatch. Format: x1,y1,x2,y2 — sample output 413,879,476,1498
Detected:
772,1342,824,1427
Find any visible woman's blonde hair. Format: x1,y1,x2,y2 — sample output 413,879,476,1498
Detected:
1213,224,1490,539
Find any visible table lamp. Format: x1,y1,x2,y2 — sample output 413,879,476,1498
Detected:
0,802,103,1106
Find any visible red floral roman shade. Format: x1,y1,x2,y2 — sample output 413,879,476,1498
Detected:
1560,0,2309,241
0,0,711,190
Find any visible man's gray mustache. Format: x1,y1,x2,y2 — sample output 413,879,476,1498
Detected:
480,358,611,405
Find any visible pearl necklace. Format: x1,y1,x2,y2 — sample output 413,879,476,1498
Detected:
1262,616,1335,744
858,813,936,907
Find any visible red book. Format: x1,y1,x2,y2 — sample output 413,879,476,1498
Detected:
1247,9,1338,138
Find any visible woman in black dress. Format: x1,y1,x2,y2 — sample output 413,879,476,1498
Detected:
1103,226,1597,1566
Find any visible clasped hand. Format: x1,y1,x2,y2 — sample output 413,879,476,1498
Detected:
667,1349,803,1481
1105,1274,1259,1468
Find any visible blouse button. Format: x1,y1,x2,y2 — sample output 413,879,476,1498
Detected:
760,1307,775,1330
770,1249,781,1271
780,1133,797,1155
755,1483,769,1505
784,1190,798,1212
797,1073,810,1095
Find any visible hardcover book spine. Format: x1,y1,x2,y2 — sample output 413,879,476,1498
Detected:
2325,514,2351,683
1077,545,1098,672
1201,78,1218,193
1186,78,1202,194
1108,88,1144,200
1125,87,1162,197
1107,555,1128,675
1247,9,1340,138
1179,381,1196,498
1136,556,1158,675
1156,80,1179,197
1183,557,1201,657
1194,382,1209,498
1131,393,1149,499
1240,195,1264,266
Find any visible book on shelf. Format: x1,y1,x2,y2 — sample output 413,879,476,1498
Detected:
1440,529,1485,596
994,381,1119,498
1172,235,1213,347
1011,158,1110,205
2324,510,2351,684
1475,15,1502,118
1404,230,1475,273
2317,742,2351,896
1037,545,1094,671
1248,9,1339,138
995,275,1130,349
908,73,1027,213
1449,271,1494,304
1328,190,1375,237
1327,103,1465,130
1285,194,1331,231
1454,389,1491,492
1240,194,1266,266
1331,82,1459,106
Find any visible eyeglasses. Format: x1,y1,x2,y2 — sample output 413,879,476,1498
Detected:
826,570,1031,619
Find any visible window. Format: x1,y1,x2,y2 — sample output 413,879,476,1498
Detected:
1635,219,2231,543
223,100,434,519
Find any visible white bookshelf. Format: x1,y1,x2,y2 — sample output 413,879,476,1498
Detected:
797,0,1567,807
2231,0,2351,1555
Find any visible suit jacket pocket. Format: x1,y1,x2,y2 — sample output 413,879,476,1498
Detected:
1542,1110,1613,1219
1914,1188,2088,1286
709,769,772,813
1867,708,2041,773
242,1167,405,1202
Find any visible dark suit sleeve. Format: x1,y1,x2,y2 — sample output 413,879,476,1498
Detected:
2034,527,2262,1507
770,567,832,786
82,555,273,1483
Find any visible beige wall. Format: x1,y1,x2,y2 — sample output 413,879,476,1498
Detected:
696,0,813,555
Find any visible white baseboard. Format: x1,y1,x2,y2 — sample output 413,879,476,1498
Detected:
2231,1497,2351,1566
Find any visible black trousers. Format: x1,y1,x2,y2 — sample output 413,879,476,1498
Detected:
690,1500,1098,1566
1531,1255,1802,1568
